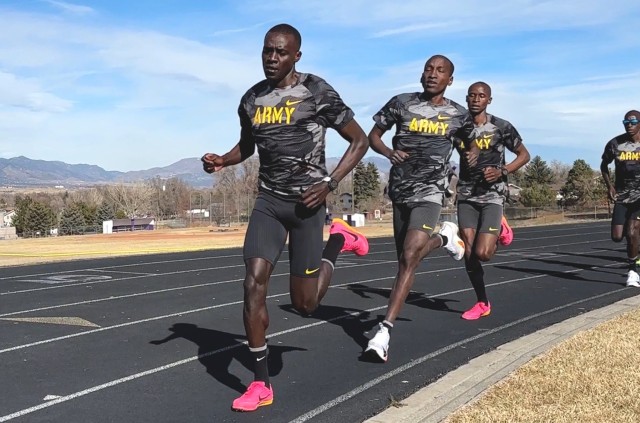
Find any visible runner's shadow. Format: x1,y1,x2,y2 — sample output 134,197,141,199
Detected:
493,264,621,285
279,304,382,349
347,284,459,313
150,323,306,394
558,250,627,264
527,256,624,276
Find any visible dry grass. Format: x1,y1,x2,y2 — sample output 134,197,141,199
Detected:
445,308,640,423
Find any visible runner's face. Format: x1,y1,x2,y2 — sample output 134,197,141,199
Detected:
466,85,492,115
421,57,453,95
623,112,640,137
262,32,300,82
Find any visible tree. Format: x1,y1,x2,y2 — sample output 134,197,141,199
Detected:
519,185,556,208
12,195,56,237
523,156,554,187
59,204,86,235
104,183,155,218
354,161,380,209
561,159,606,206
96,201,116,225
519,155,555,207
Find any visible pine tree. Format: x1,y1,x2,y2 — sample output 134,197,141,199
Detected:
60,205,87,235
523,156,554,187
96,201,116,225
353,162,368,209
519,156,555,207
562,159,605,206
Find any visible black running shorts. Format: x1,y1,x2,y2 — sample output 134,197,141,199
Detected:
457,201,503,235
392,201,442,258
243,191,324,278
612,201,640,226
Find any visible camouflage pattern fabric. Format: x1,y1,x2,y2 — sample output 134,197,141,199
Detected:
602,134,640,204
373,94,475,204
456,114,523,205
239,73,354,198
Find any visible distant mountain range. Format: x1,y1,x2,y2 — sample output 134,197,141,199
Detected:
0,156,392,189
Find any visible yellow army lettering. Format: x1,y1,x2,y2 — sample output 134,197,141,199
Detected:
408,118,448,136
253,106,296,125
619,151,640,161
460,135,493,150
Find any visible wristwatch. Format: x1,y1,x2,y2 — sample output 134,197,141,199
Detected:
500,166,509,177
322,176,339,191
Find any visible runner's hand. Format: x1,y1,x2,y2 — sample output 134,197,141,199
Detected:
608,186,616,202
301,183,329,209
483,167,501,183
464,150,478,167
389,150,409,165
201,153,224,173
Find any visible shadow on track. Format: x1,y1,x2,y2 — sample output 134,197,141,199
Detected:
279,304,381,349
150,323,305,393
346,284,460,314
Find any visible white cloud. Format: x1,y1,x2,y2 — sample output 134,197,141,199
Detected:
0,71,72,112
44,0,94,15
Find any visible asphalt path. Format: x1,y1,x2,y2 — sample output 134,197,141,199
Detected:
0,221,636,422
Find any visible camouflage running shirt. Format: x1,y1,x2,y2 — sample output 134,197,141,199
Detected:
238,73,354,198
373,94,475,204
602,135,640,204
456,114,523,205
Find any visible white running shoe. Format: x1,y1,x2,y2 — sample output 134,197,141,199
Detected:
439,221,465,261
627,270,640,287
365,323,390,362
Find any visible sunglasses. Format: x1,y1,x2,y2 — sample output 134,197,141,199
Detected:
623,119,639,125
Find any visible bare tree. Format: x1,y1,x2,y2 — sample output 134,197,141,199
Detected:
70,188,104,208
104,182,155,218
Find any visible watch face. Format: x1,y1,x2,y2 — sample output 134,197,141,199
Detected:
328,179,338,191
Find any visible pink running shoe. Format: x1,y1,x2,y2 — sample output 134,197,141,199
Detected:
461,302,491,320
498,215,513,246
330,218,369,256
231,381,273,412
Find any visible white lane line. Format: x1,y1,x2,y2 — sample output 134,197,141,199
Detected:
89,269,155,276
0,236,612,296
0,250,619,355
288,289,622,423
0,274,623,422
0,254,246,281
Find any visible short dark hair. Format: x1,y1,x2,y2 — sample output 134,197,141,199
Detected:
266,23,302,50
469,81,492,96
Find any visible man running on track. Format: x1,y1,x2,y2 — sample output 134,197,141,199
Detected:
364,55,478,362
201,23,370,411
455,82,530,320
600,110,640,288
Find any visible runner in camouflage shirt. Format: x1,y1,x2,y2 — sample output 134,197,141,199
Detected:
364,55,478,363
600,109,640,287
201,24,370,411
455,82,530,320
239,72,355,198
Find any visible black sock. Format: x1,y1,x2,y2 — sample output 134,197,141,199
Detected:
382,320,393,331
249,345,269,388
439,234,448,247
322,233,345,265
466,260,488,304
630,257,638,272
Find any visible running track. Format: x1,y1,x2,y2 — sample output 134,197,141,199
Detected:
0,221,635,422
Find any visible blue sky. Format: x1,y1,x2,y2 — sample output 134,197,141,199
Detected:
1,0,639,172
